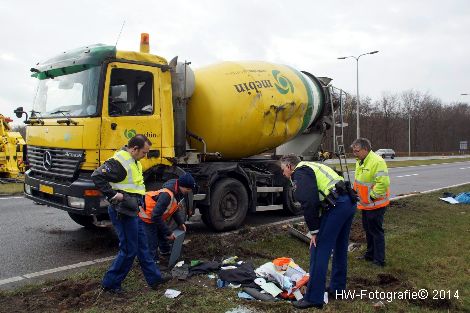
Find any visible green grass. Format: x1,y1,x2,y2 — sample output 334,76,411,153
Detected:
0,182,24,195
1,186,469,312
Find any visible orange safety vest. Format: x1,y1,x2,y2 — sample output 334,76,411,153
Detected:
139,188,179,224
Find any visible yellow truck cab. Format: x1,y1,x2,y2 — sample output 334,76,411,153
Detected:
17,34,336,231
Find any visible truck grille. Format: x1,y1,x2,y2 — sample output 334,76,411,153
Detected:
27,146,84,183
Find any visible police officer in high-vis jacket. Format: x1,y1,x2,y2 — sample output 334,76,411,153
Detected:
92,134,170,294
280,154,356,310
351,138,390,267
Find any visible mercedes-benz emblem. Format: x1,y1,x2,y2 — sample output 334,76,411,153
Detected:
43,151,53,170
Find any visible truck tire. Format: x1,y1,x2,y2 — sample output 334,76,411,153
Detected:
282,183,303,215
68,212,97,229
207,178,248,232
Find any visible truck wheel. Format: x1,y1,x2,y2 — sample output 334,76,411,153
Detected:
208,178,248,232
282,183,303,215
68,212,97,229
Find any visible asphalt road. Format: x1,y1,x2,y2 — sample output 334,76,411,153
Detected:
1,160,469,286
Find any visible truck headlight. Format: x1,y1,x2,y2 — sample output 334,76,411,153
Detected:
24,184,32,195
68,196,85,209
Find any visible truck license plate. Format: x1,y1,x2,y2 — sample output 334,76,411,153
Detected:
39,184,54,195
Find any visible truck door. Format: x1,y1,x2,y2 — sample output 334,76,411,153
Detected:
100,62,162,161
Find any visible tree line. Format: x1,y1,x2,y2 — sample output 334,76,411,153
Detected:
323,89,470,155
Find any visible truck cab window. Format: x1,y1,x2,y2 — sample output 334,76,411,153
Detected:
108,68,153,116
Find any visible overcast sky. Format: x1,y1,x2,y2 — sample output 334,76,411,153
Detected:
1,0,469,124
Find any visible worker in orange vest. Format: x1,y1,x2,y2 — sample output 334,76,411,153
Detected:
139,173,196,264
351,138,390,267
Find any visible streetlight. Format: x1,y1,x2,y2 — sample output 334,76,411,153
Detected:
408,106,411,158
338,50,379,139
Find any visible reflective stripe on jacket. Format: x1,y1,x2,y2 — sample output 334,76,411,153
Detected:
294,161,344,201
139,188,178,224
353,151,390,210
109,150,145,195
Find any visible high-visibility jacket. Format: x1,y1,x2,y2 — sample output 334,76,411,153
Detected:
353,151,390,210
139,188,179,223
109,150,145,195
294,161,344,201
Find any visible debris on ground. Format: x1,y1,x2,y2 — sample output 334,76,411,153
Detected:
164,289,181,299
440,191,470,204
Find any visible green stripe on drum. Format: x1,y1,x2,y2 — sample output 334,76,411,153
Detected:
287,66,313,133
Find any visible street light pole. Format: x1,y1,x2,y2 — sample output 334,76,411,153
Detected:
408,110,411,157
338,50,379,139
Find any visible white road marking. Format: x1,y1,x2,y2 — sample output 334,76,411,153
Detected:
0,256,114,287
395,173,419,178
459,167,470,170
0,196,24,200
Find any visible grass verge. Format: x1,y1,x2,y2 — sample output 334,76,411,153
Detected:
0,182,24,195
0,186,469,312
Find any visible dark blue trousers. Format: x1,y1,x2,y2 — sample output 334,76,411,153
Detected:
102,205,162,290
143,222,171,262
362,206,387,265
304,194,356,304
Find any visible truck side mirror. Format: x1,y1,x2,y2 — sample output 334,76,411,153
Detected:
14,106,29,122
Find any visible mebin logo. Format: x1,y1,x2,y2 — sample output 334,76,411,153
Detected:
232,69,294,95
124,129,137,139
272,70,294,94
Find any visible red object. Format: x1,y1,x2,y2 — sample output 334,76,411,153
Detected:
278,275,310,299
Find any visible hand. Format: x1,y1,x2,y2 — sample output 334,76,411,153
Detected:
179,224,187,232
166,233,176,241
110,192,124,203
310,234,317,248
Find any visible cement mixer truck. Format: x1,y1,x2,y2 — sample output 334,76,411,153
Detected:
16,34,338,231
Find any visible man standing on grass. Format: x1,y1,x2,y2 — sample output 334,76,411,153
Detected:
351,138,390,267
280,154,357,309
92,134,171,294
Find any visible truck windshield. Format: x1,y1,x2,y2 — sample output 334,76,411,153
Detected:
32,66,100,118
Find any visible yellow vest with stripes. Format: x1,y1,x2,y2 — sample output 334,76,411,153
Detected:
353,151,390,210
109,150,146,195
294,161,344,200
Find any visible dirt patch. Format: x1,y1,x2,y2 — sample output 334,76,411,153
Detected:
183,225,280,261
349,218,365,243
349,273,409,293
377,273,400,286
0,279,102,313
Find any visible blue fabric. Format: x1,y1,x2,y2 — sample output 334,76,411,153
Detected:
178,172,196,190
143,222,171,262
304,194,356,304
455,192,470,204
362,206,386,264
102,205,162,289
292,167,321,232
